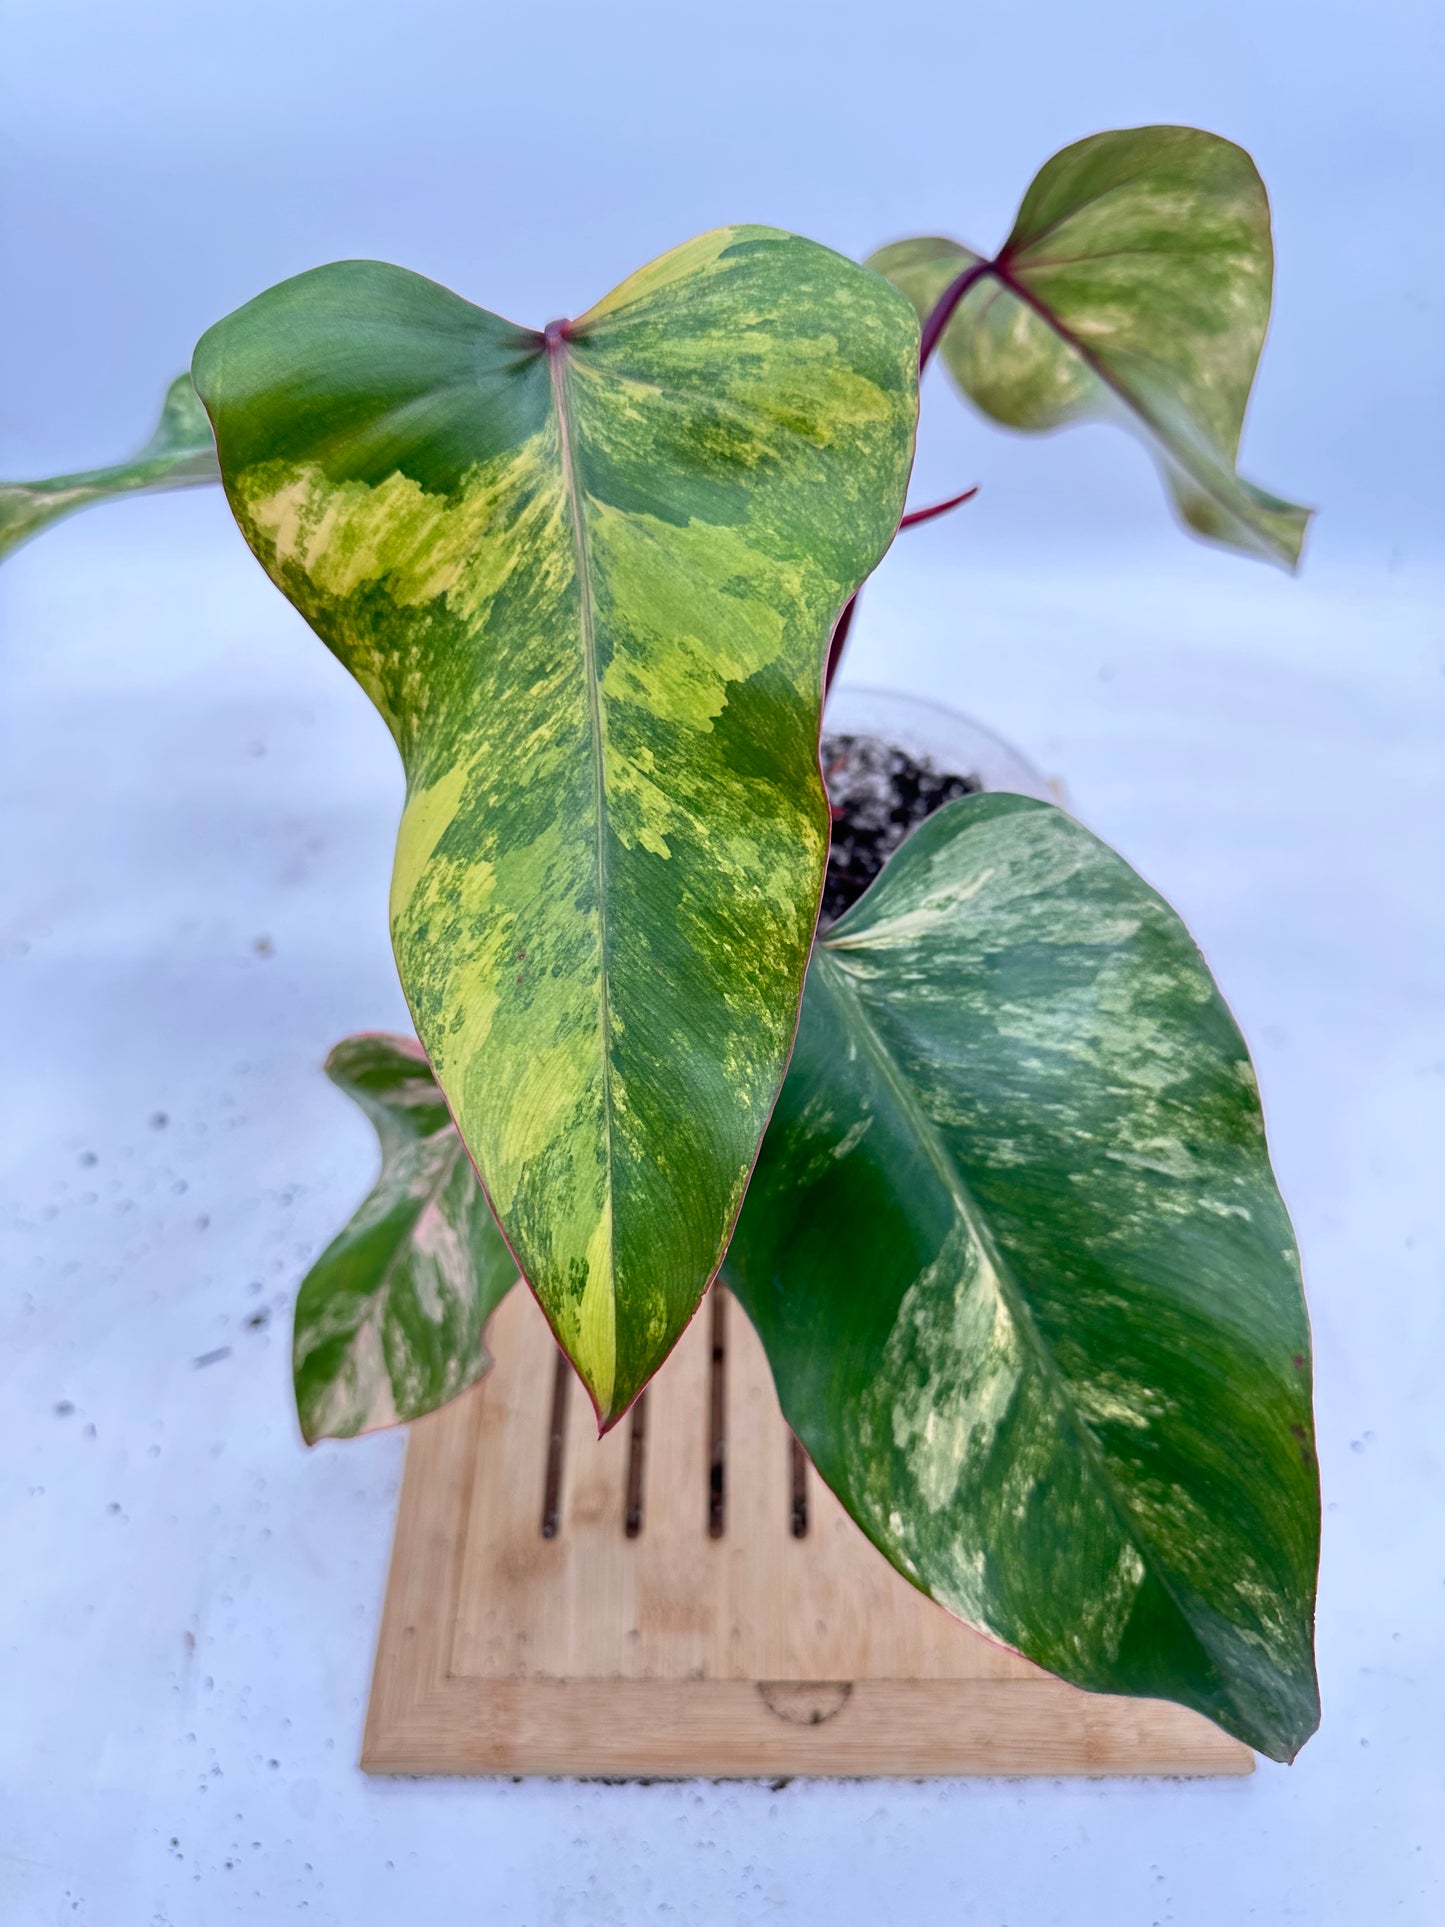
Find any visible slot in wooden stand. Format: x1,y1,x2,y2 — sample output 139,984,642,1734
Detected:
363,1284,1251,1778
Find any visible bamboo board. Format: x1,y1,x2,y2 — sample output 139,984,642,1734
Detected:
362,1285,1251,1778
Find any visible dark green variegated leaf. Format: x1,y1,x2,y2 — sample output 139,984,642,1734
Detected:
869,126,1310,566
0,374,219,562
295,1033,518,1444
193,230,918,1426
725,793,1320,1761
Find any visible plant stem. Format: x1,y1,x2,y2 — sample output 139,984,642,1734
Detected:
823,594,858,695
823,261,996,697
918,260,994,370
899,484,978,530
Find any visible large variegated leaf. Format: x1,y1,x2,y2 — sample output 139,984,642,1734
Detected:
869,126,1310,566
724,793,1320,1761
193,230,918,1426
0,374,219,562
294,1033,518,1444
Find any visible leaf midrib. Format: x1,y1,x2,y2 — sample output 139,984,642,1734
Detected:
547,332,618,1364
974,257,1263,533
912,213,1284,542
814,941,1231,1707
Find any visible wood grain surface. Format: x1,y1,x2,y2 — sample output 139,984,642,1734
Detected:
363,1286,1252,1777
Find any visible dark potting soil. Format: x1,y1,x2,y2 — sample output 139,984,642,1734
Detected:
819,731,981,926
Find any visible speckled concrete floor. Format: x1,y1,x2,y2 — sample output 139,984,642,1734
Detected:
2,500,1440,1923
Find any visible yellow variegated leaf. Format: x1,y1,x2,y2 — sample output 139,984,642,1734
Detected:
294,1034,518,1444
870,126,1311,565
726,794,1321,1762
193,229,918,1424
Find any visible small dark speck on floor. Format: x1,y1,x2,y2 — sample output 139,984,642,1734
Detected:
244,1309,271,1332
194,1347,233,1369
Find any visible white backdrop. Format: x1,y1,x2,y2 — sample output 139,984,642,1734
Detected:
2,2,1442,1921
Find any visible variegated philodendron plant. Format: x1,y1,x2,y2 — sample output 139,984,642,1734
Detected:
4,127,1320,1762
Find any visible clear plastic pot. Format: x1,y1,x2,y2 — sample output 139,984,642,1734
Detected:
821,684,1054,802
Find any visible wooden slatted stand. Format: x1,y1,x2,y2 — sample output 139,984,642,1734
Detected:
362,1285,1251,1777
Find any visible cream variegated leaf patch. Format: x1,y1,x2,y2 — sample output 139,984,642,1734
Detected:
294,1034,518,1444
724,794,1321,1761
0,374,219,562
869,126,1311,565
192,231,919,1424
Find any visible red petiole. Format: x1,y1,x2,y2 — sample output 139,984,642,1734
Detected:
823,260,1006,696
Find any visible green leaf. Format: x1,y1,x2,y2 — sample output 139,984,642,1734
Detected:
724,793,1320,1761
192,229,919,1426
294,1032,518,1444
868,126,1311,566
0,374,219,562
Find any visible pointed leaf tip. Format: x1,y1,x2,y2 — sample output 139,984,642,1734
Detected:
0,374,219,564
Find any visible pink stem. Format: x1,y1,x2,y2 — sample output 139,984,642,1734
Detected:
918,260,994,369
899,483,979,530
823,595,858,696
